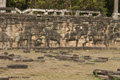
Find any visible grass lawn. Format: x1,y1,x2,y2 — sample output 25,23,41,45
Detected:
0,49,120,80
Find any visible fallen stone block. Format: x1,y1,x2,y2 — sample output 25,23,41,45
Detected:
22,76,30,78
8,55,21,61
63,65,70,67
9,76,30,79
112,71,120,75
74,59,85,62
10,55,21,60
37,59,45,62
44,54,53,57
54,55,61,59
59,51,68,55
23,50,30,53
49,51,53,53
93,69,113,76
7,64,28,69
0,67,7,69
117,68,120,71
85,62,95,65
2,52,8,56
37,57,44,59
0,76,9,80
98,57,109,61
94,58,107,62
8,57,13,60
52,51,59,54
59,56,71,61
0,55,8,60
8,54,15,57
83,56,91,60
35,50,41,53
21,58,33,62
49,51,59,54
110,57,120,61
71,56,79,60
108,75,120,80
68,50,73,52
96,75,108,80
41,51,47,53
15,55,21,58
73,54,79,57
13,58,21,62
9,76,19,79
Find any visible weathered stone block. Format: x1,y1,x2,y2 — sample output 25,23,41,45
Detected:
94,58,107,62
23,50,30,53
13,58,21,62
22,58,33,62
74,59,85,62
59,51,68,55
2,52,8,56
37,57,44,59
98,57,109,61
37,59,45,62
35,50,41,53
93,69,113,76
0,55,8,60
71,56,79,60
8,54,15,57
109,75,120,80
83,56,91,60
44,54,53,57
7,64,28,69
0,76,9,80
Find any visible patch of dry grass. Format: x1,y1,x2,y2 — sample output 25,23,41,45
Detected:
0,49,120,80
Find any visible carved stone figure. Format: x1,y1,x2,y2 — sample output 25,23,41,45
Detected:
104,22,115,47
63,25,86,47
42,28,62,47
14,31,32,48
34,37,43,47
0,31,13,49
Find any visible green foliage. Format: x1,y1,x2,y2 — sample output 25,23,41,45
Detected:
7,0,28,10
93,0,97,3
51,26,56,30
114,77,119,80
6,0,119,17
105,0,114,16
95,71,98,77
71,0,107,16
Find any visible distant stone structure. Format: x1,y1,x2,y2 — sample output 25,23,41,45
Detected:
0,0,6,13
112,0,120,20
0,0,6,7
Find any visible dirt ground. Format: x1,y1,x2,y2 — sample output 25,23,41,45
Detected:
0,49,120,80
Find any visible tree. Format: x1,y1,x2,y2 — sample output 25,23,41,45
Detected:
7,0,119,17
71,0,107,16
7,0,28,10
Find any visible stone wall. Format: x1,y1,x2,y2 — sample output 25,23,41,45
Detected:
0,12,120,48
